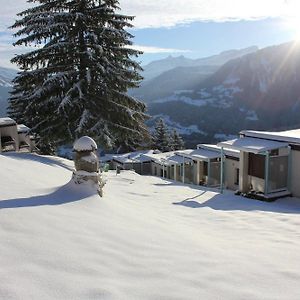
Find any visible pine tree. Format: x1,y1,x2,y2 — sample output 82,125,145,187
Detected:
9,0,149,153
152,118,171,152
170,129,185,151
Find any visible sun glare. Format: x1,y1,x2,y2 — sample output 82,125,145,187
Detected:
284,18,300,41
282,0,300,41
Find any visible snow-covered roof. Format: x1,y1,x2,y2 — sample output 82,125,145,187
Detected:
17,124,30,133
73,136,97,151
197,144,240,158
163,154,192,165
176,148,221,161
112,150,157,164
144,151,192,166
218,137,289,154
241,129,300,145
0,117,16,127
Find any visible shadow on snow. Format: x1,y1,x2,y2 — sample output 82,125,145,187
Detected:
155,179,300,214
2,152,73,171
0,180,96,209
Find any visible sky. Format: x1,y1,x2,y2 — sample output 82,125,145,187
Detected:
0,0,300,68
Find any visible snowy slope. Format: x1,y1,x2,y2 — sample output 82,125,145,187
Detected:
1,153,300,299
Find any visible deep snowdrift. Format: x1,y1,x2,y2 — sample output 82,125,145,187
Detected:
1,153,300,299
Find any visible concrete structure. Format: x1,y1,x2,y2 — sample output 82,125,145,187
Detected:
0,118,19,152
218,129,297,199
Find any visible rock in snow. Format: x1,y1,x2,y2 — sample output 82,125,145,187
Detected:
1,153,300,299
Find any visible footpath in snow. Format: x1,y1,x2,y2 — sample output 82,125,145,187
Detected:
1,153,300,299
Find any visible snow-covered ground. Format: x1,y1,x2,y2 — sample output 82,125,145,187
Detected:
1,153,300,299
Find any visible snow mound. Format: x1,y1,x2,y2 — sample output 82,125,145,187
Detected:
73,136,97,151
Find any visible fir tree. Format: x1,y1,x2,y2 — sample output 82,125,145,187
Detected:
9,0,149,153
152,118,171,152
170,129,185,150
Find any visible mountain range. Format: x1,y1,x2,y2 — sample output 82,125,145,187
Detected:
141,46,259,82
139,41,300,147
132,46,258,102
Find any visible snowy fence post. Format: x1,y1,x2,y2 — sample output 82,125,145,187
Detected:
72,136,106,197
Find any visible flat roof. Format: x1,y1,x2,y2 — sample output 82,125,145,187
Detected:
144,151,192,166
112,150,156,164
241,129,300,145
197,144,240,158
163,154,192,166
176,148,221,161
218,137,289,154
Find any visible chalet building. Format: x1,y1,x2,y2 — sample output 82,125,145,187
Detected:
218,129,300,199
112,150,158,175
144,145,240,188
196,144,240,190
143,151,192,182
175,148,222,186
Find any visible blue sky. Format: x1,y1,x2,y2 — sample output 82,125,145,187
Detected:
131,18,296,65
0,0,300,68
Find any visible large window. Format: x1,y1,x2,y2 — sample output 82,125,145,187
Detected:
248,153,265,179
269,156,288,191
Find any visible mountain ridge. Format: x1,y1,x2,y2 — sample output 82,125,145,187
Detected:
148,41,300,146
141,46,259,81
